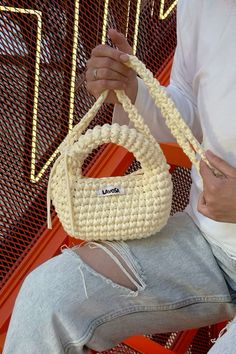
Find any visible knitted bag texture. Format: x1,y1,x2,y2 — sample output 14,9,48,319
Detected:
47,55,206,241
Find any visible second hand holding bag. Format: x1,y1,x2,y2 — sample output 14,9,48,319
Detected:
47,55,207,242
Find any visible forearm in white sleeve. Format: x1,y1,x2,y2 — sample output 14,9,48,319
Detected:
112,75,201,143
113,0,202,144
112,77,174,142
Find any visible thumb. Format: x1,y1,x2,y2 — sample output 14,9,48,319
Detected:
205,150,236,178
108,29,132,55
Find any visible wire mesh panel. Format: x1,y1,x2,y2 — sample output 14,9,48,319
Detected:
93,343,139,354
0,2,222,353
0,0,177,290
93,327,215,354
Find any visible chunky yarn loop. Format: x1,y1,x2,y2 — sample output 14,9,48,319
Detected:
47,55,203,241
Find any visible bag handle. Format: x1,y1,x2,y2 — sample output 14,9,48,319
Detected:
59,91,109,153
47,54,220,232
121,55,207,169
59,54,209,170
59,89,158,154
124,56,224,175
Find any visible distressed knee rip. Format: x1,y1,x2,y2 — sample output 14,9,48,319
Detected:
73,241,146,294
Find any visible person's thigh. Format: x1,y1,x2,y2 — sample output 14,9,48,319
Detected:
72,212,236,351
211,242,236,296
3,212,236,354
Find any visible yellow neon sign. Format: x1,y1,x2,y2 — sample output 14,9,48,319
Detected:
133,0,142,55
101,0,142,54
0,3,80,183
125,0,131,37
159,0,177,20
68,0,80,132
1,1,177,184
102,0,109,44
0,6,43,183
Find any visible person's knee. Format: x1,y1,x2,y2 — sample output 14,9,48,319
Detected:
76,242,144,291
16,266,47,306
15,257,60,311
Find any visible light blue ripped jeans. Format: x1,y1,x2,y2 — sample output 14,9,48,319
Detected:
3,213,236,354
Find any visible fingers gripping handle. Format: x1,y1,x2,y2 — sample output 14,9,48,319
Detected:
59,54,206,170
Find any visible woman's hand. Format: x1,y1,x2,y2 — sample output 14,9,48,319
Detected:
198,150,236,223
86,29,138,104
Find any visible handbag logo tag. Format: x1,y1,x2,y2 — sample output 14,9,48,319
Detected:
97,185,125,196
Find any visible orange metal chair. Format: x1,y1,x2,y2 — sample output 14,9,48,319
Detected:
0,52,227,354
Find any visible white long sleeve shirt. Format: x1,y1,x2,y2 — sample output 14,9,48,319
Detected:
113,0,236,258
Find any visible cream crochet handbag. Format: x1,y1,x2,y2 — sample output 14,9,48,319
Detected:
47,55,206,241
